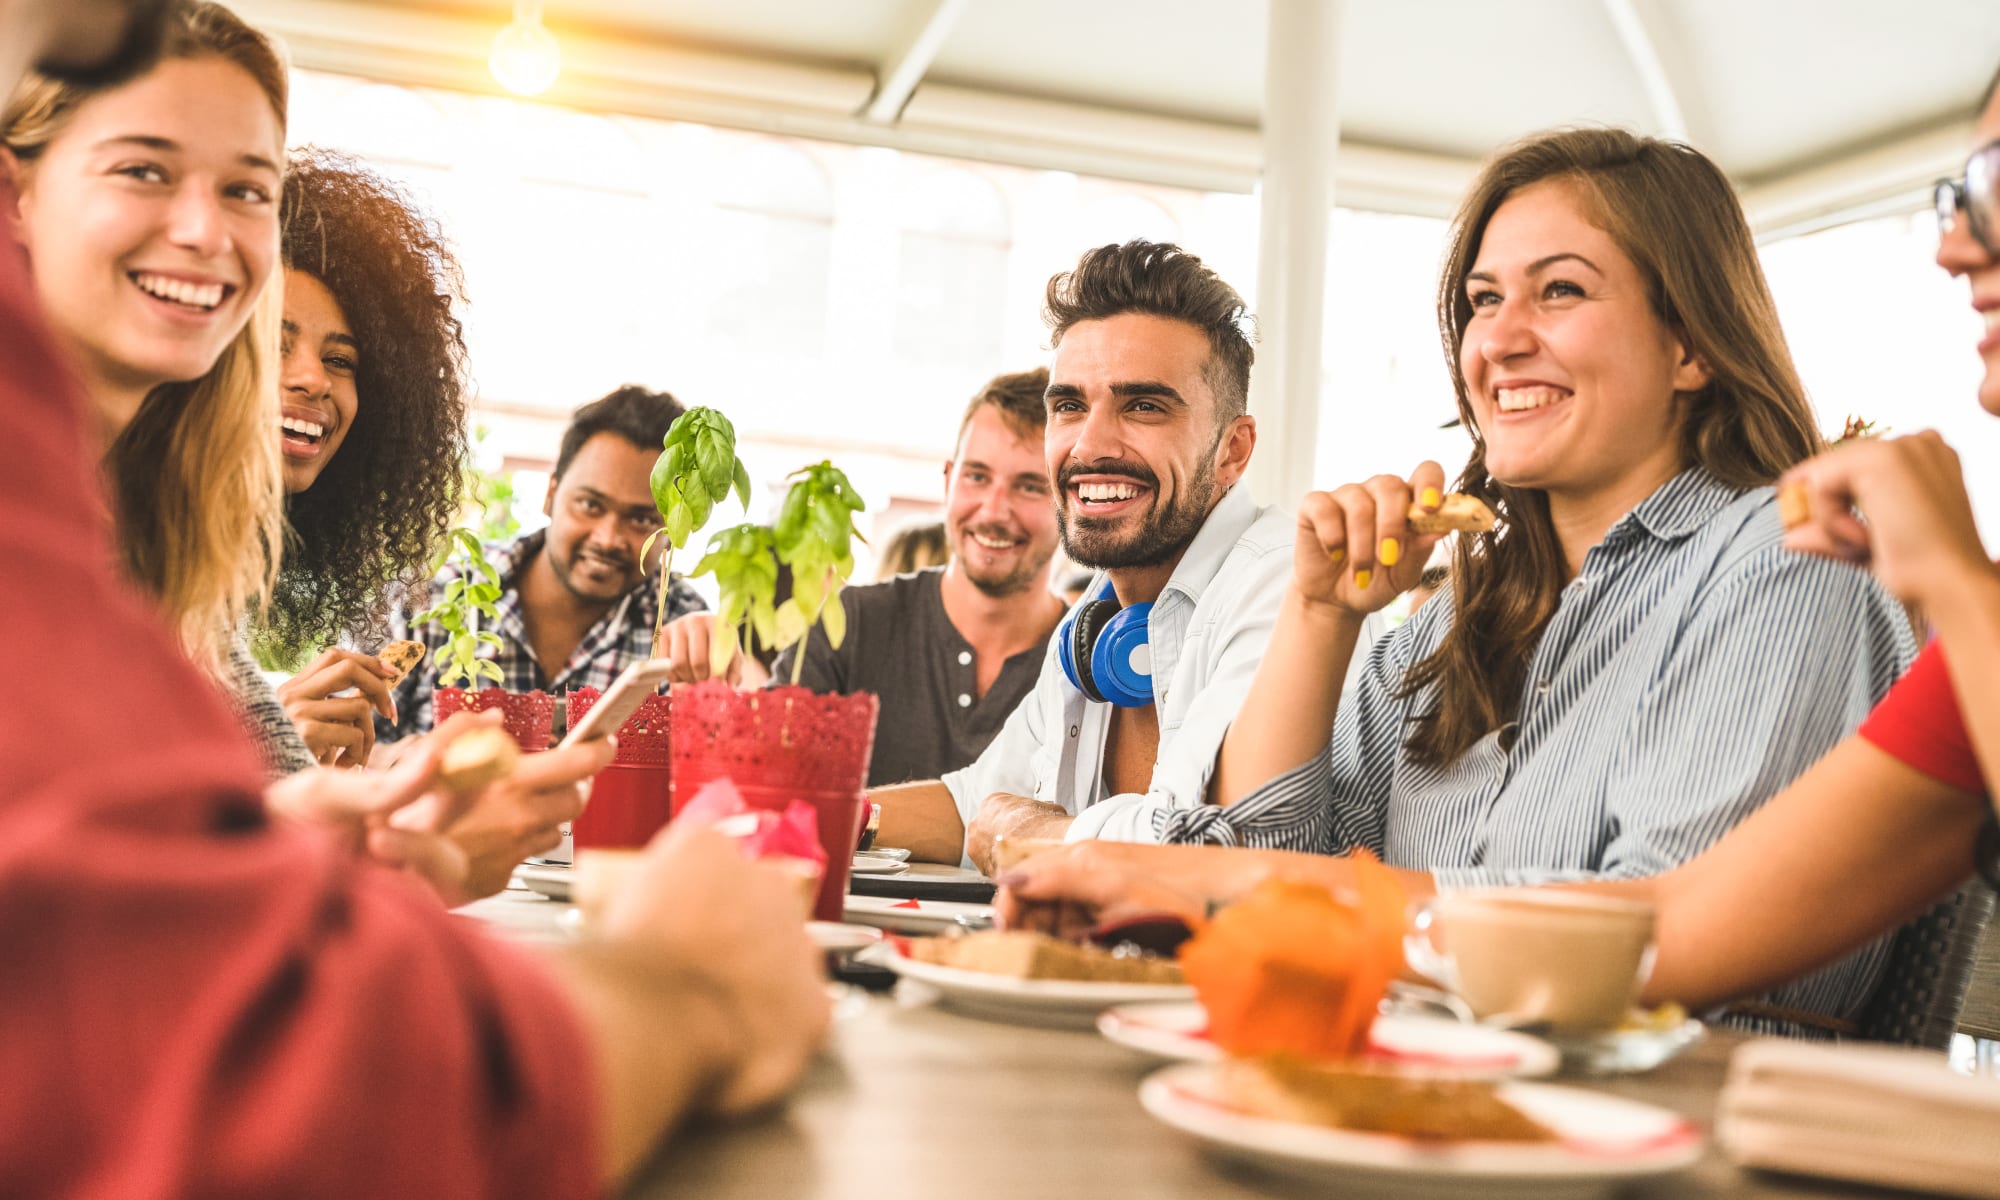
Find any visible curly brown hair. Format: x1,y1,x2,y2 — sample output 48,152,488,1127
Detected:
259,147,470,660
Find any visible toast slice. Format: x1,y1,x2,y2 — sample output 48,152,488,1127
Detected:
906,930,1183,985
1219,1054,1555,1142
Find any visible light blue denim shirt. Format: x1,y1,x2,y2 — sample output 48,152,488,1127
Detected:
941,484,1385,861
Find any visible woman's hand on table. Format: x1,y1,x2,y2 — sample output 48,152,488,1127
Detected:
276,647,401,767
1783,431,2000,608
599,824,831,1115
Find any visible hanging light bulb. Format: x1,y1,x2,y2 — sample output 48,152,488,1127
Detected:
490,0,560,96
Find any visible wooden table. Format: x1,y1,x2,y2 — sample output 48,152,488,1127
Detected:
463,890,1935,1200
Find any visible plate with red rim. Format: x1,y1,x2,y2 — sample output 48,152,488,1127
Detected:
842,894,994,934
1140,1062,1702,1200
1100,1003,1559,1079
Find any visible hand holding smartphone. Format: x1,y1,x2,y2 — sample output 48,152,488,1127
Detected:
561,658,675,749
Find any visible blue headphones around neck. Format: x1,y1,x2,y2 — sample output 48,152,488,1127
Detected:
1057,578,1154,708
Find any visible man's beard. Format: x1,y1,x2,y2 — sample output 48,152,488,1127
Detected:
33,0,174,89
1057,453,1218,571
550,540,639,602
956,522,1049,599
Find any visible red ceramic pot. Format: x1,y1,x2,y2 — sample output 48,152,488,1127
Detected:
572,763,674,850
669,681,879,923
433,686,555,752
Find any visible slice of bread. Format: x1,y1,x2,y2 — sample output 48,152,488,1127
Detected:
906,930,1183,985
1219,1055,1555,1142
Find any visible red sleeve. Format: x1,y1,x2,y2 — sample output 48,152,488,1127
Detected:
1858,638,1988,795
0,220,600,1199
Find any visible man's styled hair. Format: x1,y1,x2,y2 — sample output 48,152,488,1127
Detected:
555,385,686,479
954,365,1049,449
1042,240,1256,422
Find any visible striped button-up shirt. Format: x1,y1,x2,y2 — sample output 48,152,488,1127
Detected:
1167,468,1918,1033
376,529,705,742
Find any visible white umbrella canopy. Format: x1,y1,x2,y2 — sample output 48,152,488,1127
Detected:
238,0,2000,230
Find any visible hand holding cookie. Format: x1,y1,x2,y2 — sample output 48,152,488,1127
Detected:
1290,461,1472,616
1778,431,1994,607
275,646,407,767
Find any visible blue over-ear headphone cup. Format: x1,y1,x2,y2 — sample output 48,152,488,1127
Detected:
1064,598,1121,704
1093,606,1154,707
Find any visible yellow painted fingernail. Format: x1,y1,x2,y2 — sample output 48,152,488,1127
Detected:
1329,548,1345,566
1380,538,1401,567
1422,487,1441,509
1355,568,1373,590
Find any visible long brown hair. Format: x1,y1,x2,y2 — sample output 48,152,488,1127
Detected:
1401,128,1822,767
4,1,290,672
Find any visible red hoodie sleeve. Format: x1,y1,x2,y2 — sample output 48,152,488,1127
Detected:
0,209,600,1199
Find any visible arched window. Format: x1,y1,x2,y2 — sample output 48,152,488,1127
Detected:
706,139,835,355
895,167,1011,369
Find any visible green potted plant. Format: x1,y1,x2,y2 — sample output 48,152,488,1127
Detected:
674,461,877,922
415,527,555,751
643,406,750,657
568,408,750,851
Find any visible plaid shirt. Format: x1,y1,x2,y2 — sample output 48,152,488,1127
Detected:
375,529,705,743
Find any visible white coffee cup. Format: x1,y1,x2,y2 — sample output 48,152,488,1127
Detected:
1404,890,1657,1032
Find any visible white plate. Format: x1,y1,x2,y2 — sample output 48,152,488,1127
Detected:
808,921,884,955
512,861,572,902
1140,1062,1702,1200
842,894,994,934
866,943,1192,1027
1099,1004,1559,1079
850,853,910,876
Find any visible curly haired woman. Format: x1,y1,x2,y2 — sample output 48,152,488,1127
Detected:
264,148,471,769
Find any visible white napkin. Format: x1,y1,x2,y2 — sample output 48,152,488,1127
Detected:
1718,1038,2000,1199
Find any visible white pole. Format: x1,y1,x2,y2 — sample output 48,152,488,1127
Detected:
1244,0,1345,509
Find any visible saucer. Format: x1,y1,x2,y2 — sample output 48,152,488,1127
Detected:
1544,1013,1707,1075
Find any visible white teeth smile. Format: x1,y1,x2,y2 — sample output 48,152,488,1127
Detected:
971,533,1016,550
1077,481,1140,503
132,272,226,311
1495,386,1570,413
281,417,326,440
1982,309,2000,334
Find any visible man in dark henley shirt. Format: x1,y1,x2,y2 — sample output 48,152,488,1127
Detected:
772,369,1067,786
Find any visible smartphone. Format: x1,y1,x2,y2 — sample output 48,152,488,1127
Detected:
560,658,675,748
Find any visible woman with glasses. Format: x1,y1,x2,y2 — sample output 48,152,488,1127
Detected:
999,67,2000,1021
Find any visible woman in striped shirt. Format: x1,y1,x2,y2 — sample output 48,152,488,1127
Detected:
1002,127,1919,1034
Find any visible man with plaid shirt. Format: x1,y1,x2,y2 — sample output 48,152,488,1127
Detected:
378,386,706,744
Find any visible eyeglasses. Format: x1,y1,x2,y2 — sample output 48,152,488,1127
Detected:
1935,140,2000,257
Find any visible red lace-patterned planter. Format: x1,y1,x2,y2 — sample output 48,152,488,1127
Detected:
433,686,555,753
566,686,674,850
671,680,878,922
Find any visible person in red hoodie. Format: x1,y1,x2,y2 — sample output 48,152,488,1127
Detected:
0,3,828,1196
